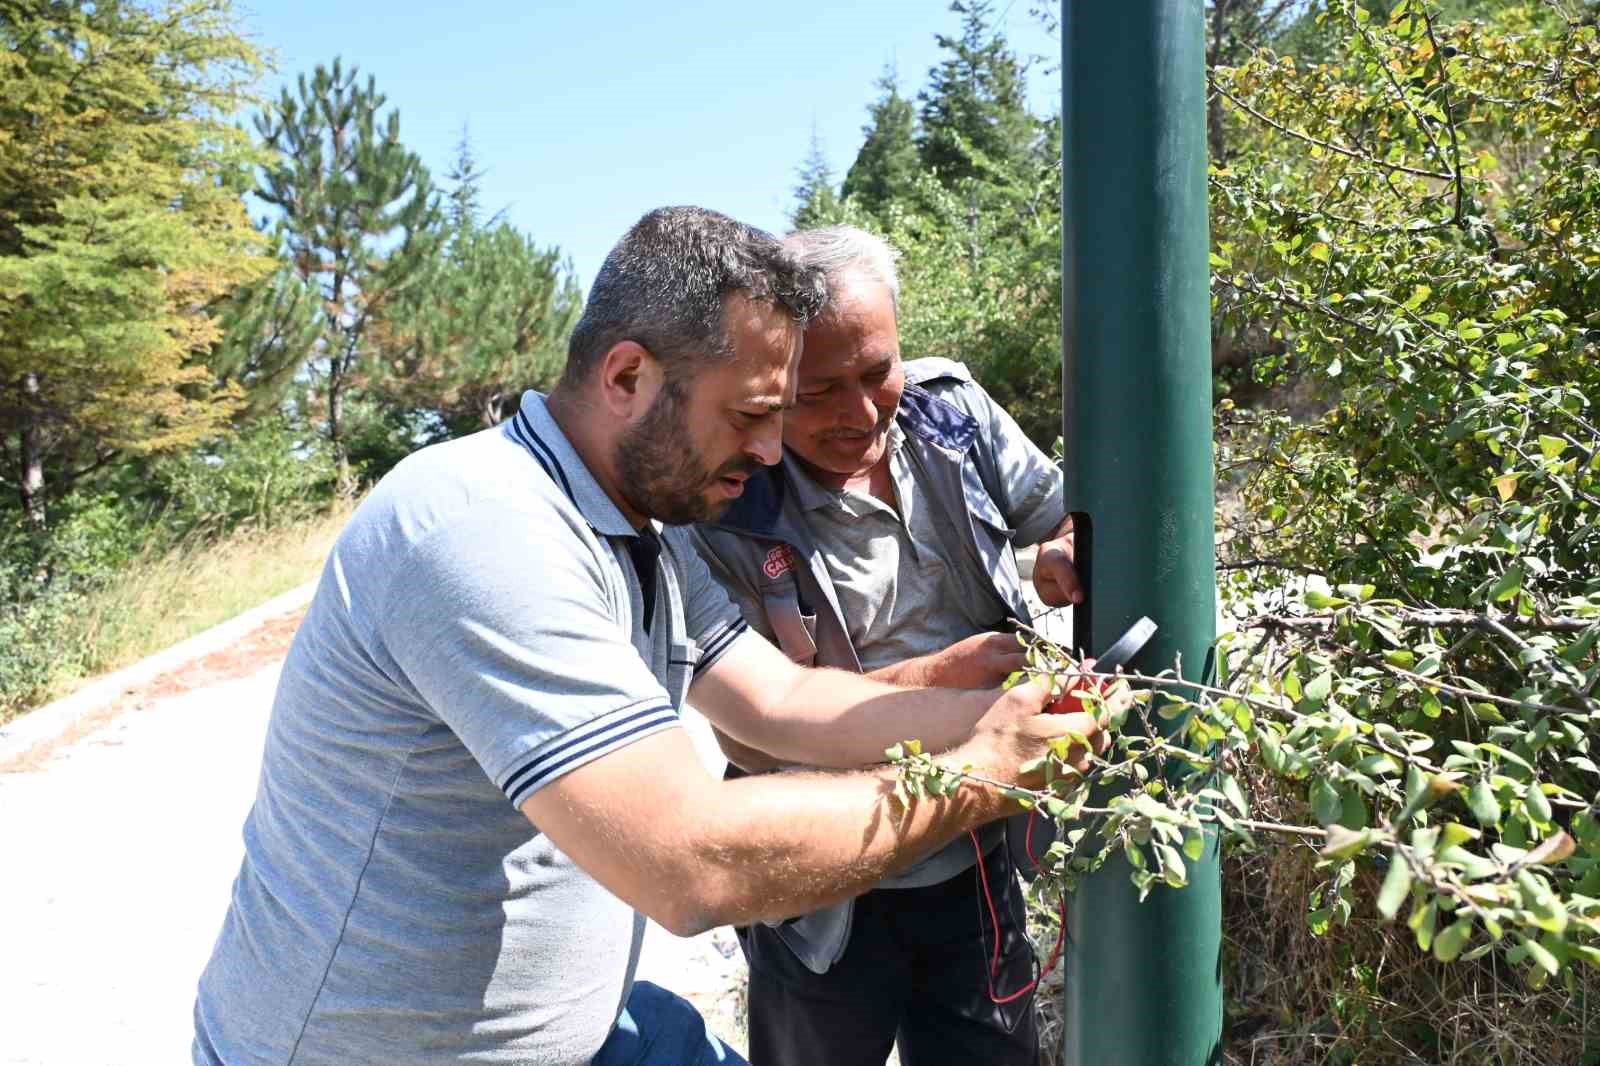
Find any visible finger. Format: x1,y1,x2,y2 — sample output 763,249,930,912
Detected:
981,631,1024,652
993,650,1029,673
1003,676,1052,713
1021,708,1099,739
1032,556,1084,607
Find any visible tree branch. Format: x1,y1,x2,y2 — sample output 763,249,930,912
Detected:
1208,77,1455,181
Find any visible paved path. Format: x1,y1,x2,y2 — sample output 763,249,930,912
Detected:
0,568,1067,1066
0,662,283,1065
0,621,746,1066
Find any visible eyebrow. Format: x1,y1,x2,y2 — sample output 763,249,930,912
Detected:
800,355,896,389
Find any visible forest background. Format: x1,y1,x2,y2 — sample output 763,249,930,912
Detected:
3,0,1597,1062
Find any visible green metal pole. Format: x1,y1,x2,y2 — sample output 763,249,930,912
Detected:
1060,2,1222,1064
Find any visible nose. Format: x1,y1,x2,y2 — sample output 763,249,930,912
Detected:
840,386,878,432
746,415,783,467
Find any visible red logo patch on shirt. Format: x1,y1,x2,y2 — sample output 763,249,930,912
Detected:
762,544,796,580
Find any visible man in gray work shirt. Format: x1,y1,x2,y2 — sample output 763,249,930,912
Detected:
191,207,1102,1066
691,226,1083,1066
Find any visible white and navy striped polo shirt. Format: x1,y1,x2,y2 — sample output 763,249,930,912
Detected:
194,390,752,1066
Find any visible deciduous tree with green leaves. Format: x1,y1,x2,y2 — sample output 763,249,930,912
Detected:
891,3,1598,1060
0,0,268,530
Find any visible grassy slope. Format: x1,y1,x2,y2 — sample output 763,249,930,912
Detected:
7,501,354,723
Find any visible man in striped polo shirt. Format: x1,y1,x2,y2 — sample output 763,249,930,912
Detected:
192,206,1100,1066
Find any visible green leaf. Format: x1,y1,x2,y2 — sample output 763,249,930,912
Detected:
1311,777,1342,827
1308,242,1330,263
1398,763,1430,822
1538,434,1567,461
1156,844,1188,887
1409,899,1438,951
1259,731,1288,774
1526,783,1553,825
1467,780,1502,827
1376,856,1413,919
1339,785,1369,830
1520,934,1560,977
1433,918,1473,962
1488,564,1524,603
1574,809,1600,855
1321,825,1374,861
1220,773,1248,816
1183,828,1206,862
1304,672,1333,704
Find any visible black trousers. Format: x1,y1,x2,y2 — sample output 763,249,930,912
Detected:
738,843,1041,1066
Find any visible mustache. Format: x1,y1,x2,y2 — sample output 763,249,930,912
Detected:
713,456,765,479
821,418,891,442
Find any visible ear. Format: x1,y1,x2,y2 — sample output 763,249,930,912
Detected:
595,340,664,419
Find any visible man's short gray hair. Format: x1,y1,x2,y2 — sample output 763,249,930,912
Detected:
782,225,901,318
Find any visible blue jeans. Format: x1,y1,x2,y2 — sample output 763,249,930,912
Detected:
592,980,747,1066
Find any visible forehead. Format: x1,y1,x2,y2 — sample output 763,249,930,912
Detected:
800,275,898,377
699,293,799,396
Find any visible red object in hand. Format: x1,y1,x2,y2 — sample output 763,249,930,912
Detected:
1046,678,1110,714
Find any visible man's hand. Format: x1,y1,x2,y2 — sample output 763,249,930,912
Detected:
913,631,1028,689
956,676,1105,791
1032,517,1083,608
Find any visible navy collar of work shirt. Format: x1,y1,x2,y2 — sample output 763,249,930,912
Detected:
505,390,663,630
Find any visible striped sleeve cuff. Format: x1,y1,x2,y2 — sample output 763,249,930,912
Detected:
692,618,750,677
500,698,678,808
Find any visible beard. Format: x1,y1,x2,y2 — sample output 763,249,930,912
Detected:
615,378,761,525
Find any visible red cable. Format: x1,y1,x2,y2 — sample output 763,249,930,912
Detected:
968,811,1068,1006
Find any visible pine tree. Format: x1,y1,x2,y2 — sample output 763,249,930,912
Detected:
790,126,841,229
917,1,1037,184
0,0,268,530
443,123,487,234
841,67,921,219
208,246,322,421
370,130,580,439
253,59,440,494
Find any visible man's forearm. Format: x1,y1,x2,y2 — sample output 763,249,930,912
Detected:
679,759,1012,933
742,665,992,768
865,654,941,688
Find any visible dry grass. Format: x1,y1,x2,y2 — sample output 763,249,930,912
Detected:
15,499,354,720
1218,773,1599,1066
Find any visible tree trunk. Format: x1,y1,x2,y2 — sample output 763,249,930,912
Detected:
18,372,46,530
480,390,504,429
328,365,351,497
1207,0,1230,166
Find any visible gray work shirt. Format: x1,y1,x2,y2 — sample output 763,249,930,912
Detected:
789,421,1014,673
192,392,748,1066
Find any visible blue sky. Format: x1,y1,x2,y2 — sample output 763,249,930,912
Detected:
237,0,1059,287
